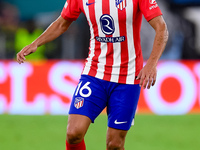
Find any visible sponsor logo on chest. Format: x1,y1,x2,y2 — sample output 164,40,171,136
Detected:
96,14,126,43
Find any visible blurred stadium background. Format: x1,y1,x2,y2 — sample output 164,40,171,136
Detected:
0,0,200,150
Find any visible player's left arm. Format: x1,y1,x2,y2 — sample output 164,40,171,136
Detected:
137,15,169,89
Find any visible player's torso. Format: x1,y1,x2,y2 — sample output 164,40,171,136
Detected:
80,0,143,84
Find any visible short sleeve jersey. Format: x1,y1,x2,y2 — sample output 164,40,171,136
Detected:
61,0,162,84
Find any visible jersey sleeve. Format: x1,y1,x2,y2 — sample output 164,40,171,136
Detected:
139,0,162,22
61,0,81,21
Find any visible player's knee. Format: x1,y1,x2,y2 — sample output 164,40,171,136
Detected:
107,140,123,150
66,129,84,144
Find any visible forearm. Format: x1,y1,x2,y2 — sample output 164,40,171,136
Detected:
32,16,72,47
147,16,169,67
147,25,168,65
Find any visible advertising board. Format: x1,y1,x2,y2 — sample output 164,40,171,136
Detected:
0,60,199,115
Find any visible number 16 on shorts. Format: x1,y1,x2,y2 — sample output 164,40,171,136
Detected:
75,81,92,98
74,81,92,109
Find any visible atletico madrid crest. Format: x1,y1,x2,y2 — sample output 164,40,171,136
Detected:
115,0,127,10
74,97,84,109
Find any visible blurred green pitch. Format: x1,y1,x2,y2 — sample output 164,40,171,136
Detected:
0,114,200,150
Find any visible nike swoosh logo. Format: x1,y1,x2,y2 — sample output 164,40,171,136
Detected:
86,2,95,6
114,120,127,124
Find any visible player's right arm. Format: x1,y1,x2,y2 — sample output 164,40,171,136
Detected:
16,16,72,64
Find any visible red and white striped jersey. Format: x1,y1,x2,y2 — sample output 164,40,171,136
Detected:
61,0,162,84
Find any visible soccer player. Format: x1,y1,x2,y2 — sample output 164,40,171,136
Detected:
16,0,168,149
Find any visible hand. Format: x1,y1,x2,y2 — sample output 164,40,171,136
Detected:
16,44,37,64
136,64,157,89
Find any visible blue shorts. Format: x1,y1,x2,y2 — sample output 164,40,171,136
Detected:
69,75,141,130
